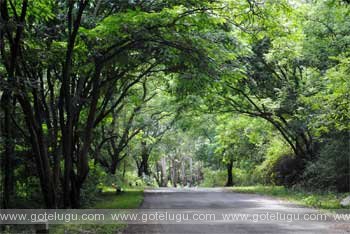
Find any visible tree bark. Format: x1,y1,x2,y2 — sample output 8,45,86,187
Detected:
0,0,28,209
138,141,150,177
160,157,167,187
1,92,15,208
17,95,57,208
170,159,177,187
225,159,234,187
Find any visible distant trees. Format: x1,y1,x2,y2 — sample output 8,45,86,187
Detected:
135,105,178,178
93,80,153,175
212,115,270,187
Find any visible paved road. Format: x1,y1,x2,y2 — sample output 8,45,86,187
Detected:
123,188,349,234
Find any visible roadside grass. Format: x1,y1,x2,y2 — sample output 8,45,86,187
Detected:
51,189,144,234
231,185,349,210
93,189,144,209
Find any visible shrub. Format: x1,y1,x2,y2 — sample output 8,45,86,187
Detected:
200,168,226,187
302,131,350,192
81,162,107,207
256,137,294,185
273,154,303,187
233,168,261,186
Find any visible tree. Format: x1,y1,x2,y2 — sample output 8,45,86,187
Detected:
93,80,154,175
0,0,231,207
133,92,179,178
214,115,269,187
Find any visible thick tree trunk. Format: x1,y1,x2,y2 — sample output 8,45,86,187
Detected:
70,179,81,209
0,0,28,207
109,148,124,175
137,160,150,177
17,95,57,208
154,163,162,186
225,159,234,187
138,141,150,177
137,166,142,177
61,116,74,208
60,0,89,209
142,160,150,176
29,128,57,208
110,159,121,175
1,92,15,208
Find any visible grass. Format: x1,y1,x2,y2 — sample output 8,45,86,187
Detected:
93,189,144,209
51,188,144,234
231,185,349,210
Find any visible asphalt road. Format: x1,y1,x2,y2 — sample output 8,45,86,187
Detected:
123,188,349,234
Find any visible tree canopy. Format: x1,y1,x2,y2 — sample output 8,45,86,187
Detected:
0,0,349,210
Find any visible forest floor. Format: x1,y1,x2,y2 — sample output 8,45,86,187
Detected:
124,187,350,234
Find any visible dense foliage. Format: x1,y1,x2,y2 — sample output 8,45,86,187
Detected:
0,0,349,210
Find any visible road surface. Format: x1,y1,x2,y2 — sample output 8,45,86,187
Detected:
123,188,349,234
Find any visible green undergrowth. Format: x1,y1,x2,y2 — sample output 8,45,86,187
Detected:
232,185,349,210
50,189,144,234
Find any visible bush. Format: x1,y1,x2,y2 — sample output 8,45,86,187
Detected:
273,154,303,187
256,137,295,185
81,163,107,207
200,168,226,187
233,168,261,186
302,132,350,192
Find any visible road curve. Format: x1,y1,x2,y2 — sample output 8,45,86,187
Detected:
123,187,349,234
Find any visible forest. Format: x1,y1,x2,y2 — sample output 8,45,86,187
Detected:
0,0,349,219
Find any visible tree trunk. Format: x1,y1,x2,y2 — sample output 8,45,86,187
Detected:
29,129,57,208
122,161,126,180
138,141,150,177
70,179,81,209
137,159,150,177
160,157,167,187
110,159,121,175
189,157,193,186
154,162,162,187
225,159,234,187
0,0,28,208
17,95,57,208
61,113,74,208
170,159,177,187
180,160,185,186
1,92,15,208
